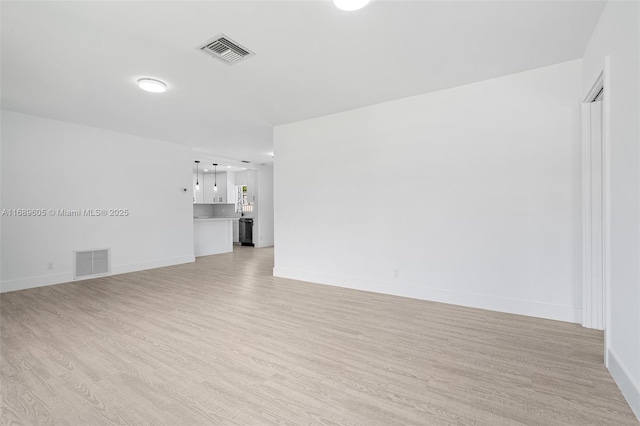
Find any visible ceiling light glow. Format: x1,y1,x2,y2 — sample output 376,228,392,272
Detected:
137,78,167,93
333,0,370,11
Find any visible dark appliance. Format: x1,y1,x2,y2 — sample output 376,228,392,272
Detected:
239,218,254,246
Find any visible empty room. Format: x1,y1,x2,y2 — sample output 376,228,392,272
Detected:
1,0,639,425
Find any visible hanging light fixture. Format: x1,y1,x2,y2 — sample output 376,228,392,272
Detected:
195,161,200,191
213,164,218,193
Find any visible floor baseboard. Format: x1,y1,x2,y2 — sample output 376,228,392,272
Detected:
608,349,640,421
1,255,195,293
273,267,581,324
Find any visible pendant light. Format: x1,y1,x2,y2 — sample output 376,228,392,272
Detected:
195,161,200,191
213,164,218,193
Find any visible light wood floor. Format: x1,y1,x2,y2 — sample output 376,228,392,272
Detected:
1,246,637,425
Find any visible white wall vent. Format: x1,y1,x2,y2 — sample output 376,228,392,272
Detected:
74,249,110,279
198,34,254,65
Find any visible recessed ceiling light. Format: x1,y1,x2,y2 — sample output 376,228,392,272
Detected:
137,78,167,93
204,169,208,172
333,0,370,11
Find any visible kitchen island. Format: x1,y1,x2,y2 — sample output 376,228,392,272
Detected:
193,217,239,257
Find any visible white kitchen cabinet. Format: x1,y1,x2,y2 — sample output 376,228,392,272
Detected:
206,173,217,203
193,172,204,203
193,172,215,203
212,172,227,203
193,171,230,203
227,172,236,205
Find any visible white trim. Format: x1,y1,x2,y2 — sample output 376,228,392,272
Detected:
274,267,581,323
581,101,593,328
583,71,604,103
602,56,612,366
0,255,195,293
110,255,195,276
0,272,74,293
608,349,640,421
255,241,275,249
581,65,610,334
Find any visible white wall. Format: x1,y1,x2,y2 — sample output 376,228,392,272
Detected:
1,111,195,292
582,1,640,419
274,59,583,323
256,165,274,248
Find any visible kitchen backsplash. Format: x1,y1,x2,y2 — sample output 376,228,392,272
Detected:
212,204,237,216
193,203,242,218
193,204,213,217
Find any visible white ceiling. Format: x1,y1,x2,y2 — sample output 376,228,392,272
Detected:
1,1,605,164
195,163,249,175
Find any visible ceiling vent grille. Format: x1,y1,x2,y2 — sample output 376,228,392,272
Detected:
199,34,255,65
74,249,110,279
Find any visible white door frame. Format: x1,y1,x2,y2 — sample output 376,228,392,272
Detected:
581,57,611,365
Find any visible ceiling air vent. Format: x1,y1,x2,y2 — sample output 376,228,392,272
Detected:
198,34,255,65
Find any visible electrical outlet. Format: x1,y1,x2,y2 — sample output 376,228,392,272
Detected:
393,268,400,279
47,262,54,271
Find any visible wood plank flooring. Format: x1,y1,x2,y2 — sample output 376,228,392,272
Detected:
1,246,637,425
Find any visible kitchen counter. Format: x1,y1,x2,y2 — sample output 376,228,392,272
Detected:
193,217,235,256
193,217,240,221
